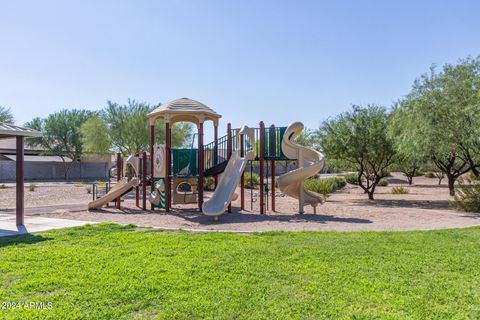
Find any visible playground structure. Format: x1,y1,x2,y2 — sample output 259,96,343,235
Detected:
88,98,325,217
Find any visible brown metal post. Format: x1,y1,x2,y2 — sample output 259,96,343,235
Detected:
16,136,24,225
116,152,121,209
227,123,232,213
150,124,155,210
271,160,275,212
240,133,245,211
259,121,265,214
135,153,139,207
142,152,147,210
213,124,218,187
270,125,276,212
198,122,204,211
165,122,171,212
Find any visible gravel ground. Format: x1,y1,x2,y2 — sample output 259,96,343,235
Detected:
0,182,93,210
23,173,480,232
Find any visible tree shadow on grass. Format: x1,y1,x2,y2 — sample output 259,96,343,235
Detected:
0,230,50,248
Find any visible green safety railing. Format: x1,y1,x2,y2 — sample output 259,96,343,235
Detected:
203,126,289,173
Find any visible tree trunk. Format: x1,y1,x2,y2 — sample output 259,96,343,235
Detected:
368,191,374,200
447,175,456,196
407,176,413,185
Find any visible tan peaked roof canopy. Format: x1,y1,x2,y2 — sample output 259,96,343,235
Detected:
148,98,221,126
0,123,43,139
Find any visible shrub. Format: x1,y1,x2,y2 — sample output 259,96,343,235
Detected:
29,183,38,192
424,172,436,178
332,176,346,189
304,176,346,196
391,186,409,194
86,187,92,194
244,172,260,189
0,184,8,189
343,173,362,185
95,180,108,187
453,178,480,213
204,177,215,191
470,171,480,181
377,178,389,187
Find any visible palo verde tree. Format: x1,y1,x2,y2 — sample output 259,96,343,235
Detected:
26,109,94,180
81,99,193,155
0,106,14,123
318,105,395,200
390,57,480,195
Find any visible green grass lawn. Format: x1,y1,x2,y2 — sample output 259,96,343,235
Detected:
1,224,480,319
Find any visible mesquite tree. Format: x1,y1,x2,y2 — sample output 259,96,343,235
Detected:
318,105,395,200
26,109,94,180
81,99,193,155
390,57,480,195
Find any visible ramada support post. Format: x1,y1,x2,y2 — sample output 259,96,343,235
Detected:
227,123,232,213
150,124,155,210
198,122,204,211
213,124,218,188
142,151,147,210
240,133,245,211
259,121,265,214
16,136,24,226
165,122,171,212
116,152,121,209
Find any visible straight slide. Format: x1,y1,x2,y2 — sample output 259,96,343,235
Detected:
88,177,138,210
202,126,254,218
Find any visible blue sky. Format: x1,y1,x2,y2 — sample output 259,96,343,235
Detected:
1,0,479,141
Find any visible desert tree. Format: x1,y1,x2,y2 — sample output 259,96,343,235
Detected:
26,109,94,180
390,57,480,195
86,99,193,155
317,105,395,200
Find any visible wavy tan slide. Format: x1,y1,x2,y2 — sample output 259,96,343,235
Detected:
88,177,139,210
202,126,255,219
277,122,325,214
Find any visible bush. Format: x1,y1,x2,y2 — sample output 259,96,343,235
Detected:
377,178,389,187
86,187,92,194
29,183,38,192
204,177,215,191
304,176,346,196
95,180,108,187
470,171,480,181
343,173,362,185
391,186,409,194
424,172,436,178
332,176,346,188
244,172,260,189
0,184,8,189
453,178,480,213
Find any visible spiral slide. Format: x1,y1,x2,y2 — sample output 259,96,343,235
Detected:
202,126,255,218
277,122,325,213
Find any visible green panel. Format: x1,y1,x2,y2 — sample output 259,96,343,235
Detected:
152,178,166,209
172,148,198,177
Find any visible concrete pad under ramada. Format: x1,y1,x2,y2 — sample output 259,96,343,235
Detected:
0,214,95,237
